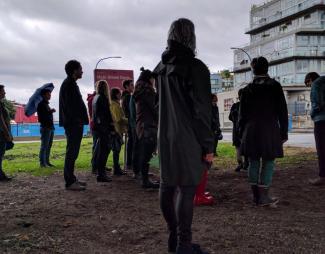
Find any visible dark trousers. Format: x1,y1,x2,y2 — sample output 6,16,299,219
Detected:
137,136,156,182
64,125,83,187
160,184,197,248
0,140,6,175
315,121,325,177
39,127,54,166
91,130,98,171
132,128,139,175
112,134,123,170
213,139,218,155
126,128,134,168
93,132,111,177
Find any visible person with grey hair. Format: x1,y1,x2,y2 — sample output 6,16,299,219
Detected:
154,18,213,254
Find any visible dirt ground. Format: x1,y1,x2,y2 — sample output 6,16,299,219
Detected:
1,154,325,254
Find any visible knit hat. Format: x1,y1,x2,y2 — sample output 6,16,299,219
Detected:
137,67,155,83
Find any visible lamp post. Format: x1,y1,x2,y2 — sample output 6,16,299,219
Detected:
231,47,252,86
230,47,252,62
94,56,122,85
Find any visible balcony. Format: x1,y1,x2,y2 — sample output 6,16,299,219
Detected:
247,0,324,34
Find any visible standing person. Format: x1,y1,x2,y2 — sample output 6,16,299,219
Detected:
154,18,213,254
229,89,248,172
92,80,115,182
87,89,97,174
133,67,159,189
59,60,89,191
129,91,140,179
304,72,325,185
0,85,13,182
211,94,222,156
37,89,55,168
110,88,128,176
239,57,288,206
121,80,135,171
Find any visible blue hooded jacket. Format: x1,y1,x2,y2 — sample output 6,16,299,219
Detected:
310,76,325,122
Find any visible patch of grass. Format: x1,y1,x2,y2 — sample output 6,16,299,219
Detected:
2,139,317,176
3,138,124,176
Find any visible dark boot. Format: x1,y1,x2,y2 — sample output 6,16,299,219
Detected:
258,186,278,206
113,167,127,176
168,230,177,253
235,162,243,172
243,159,249,171
142,178,159,189
251,185,259,205
176,244,209,254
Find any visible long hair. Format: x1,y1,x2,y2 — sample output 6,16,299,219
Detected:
95,80,110,103
167,18,196,54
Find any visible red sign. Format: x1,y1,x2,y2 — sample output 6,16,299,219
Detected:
94,69,134,90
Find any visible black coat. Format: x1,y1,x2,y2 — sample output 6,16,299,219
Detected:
37,99,54,129
121,91,131,119
154,40,214,186
133,80,158,139
92,94,115,134
239,76,288,160
229,102,240,147
59,77,88,127
211,104,220,131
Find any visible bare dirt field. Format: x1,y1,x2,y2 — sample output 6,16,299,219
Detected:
1,150,325,254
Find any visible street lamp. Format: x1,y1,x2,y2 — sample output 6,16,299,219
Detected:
231,47,252,87
94,56,122,85
95,56,122,69
230,47,252,62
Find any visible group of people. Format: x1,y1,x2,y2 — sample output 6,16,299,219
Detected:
1,17,325,254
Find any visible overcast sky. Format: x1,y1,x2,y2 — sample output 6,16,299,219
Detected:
0,0,261,116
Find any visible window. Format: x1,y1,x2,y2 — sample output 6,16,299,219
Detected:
297,36,309,46
296,60,309,73
224,98,234,112
304,14,311,20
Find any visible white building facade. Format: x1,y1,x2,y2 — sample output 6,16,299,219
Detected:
233,0,325,115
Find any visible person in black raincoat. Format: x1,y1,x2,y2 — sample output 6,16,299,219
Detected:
154,18,213,254
229,89,248,172
92,80,115,182
239,57,288,206
211,94,222,156
133,68,159,189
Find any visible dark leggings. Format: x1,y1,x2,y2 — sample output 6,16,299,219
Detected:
160,184,197,248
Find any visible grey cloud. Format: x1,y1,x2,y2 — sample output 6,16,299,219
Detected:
0,0,259,105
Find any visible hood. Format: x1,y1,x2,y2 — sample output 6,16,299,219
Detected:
154,40,195,78
133,80,155,102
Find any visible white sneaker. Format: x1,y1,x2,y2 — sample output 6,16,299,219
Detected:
66,182,86,191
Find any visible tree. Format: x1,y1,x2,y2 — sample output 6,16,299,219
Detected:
219,69,233,79
3,100,16,120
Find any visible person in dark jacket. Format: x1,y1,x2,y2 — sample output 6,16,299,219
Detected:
133,68,159,189
59,60,89,191
0,85,13,182
229,89,248,172
92,80,115,182
121,79,134,171
154,18,213,254
211,94,222,156
129,93,140,179
304,72,325,186
239,57,288,206
37,89,55,167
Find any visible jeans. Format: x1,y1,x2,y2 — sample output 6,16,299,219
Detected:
137,136,156,182
111,134,123,170
64,125,83,187
314,121,325,177
0,140,6,176
93,131,111,177
160,184,197,248
39,127,54,166
248,159,275,187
